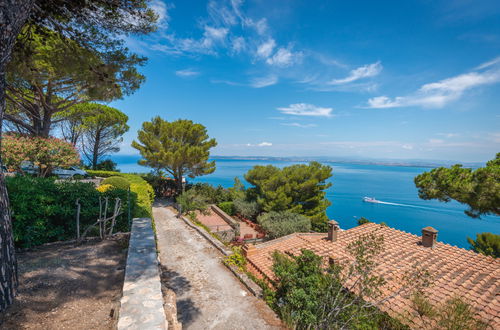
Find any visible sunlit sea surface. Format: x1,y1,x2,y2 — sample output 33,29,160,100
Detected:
113,155,499,249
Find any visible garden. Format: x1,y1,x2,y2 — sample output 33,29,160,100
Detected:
0,170,154,328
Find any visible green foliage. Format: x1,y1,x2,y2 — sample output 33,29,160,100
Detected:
69,103,129,168
141,171,177,196
269,234,410,329
410,294,487,329
132,117,217,192
357,217,372,225
257,211,311,238
233,198,261,219
6,25,145,137
187,183,232,204
244,161,332,231
176,189,208,214
228,177,246,200
2,134,80,176
414,153,500,218
6,176,130,248
223,246,247,272
467,232,500,258
218,201,236,216
87,170,154,218
94,159,118,171
102,176,130,191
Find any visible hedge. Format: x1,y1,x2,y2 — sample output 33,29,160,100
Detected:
6,176,132,248
101,176,131,190
88,170,155,218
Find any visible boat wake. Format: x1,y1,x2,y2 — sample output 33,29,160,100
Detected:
363,197,460,213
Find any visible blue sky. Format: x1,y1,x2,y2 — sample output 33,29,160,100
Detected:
111,0,500,162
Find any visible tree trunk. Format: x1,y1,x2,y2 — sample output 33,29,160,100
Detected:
0,0,35,312
92,129,101,170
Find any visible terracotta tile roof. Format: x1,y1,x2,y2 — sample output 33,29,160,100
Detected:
245,223,500,328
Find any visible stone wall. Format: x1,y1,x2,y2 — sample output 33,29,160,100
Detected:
117,218,168,329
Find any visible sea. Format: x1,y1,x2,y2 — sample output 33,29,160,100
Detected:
112,155,500,249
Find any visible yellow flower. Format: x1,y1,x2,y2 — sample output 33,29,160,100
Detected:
96,184,113,193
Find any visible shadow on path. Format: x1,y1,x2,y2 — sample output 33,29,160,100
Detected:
159,264,201,327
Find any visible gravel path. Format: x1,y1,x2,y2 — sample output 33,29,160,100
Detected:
153,202,282,330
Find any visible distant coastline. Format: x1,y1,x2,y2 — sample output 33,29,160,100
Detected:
209,156,483,168
110,154,484,170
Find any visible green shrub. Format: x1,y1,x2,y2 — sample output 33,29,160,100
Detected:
257,211,311,238
88,170,154,218
233,198,260,219
357,217,371,225
186,182,232,204
218,201,235,215
6,176,131,247
176,189,208,214
102,176,130,190
223,246,246,272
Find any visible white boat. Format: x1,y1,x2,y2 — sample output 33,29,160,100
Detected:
363,197,380,203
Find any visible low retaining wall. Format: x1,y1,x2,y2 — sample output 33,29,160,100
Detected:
117,218,167,330
211,205,240,236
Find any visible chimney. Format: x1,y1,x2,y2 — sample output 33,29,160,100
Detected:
421,227,438,248
327,220,340,242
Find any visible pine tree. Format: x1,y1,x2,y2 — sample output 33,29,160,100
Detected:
132,117,217,193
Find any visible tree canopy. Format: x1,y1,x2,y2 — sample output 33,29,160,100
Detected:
467,233,500,258
5,26,144,137
257,211,311,239
132,117,217,191
414,153,500,218
76,103,129,169
244,162,332,231
2,134,80,177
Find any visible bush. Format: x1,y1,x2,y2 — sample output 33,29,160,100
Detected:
186,182,232,204
176,189,208,214
94,159,118,171
2,134,80,177
6,176,131,247
357,217,371,225
102,176,130,190
88,170,155,218
257,211,311,238
218,201,235,215
233,198,260,219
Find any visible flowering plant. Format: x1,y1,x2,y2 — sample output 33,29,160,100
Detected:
2,134,80,177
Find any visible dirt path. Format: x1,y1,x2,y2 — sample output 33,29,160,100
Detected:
0,235,128,330
154,201,282,330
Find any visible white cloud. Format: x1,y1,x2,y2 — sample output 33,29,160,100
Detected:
175,68,200,77
437,132,459,138
281,122,317,128
367,57,500,109
256,39,276,58
150,0,170,27
250,75,278,88
204,26,228,40
277,103,333,117
266,47,303,67
231,36,245,53
329,61,382,85
246,142,273,147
